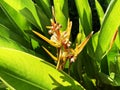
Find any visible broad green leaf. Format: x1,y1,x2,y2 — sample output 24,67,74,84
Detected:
34,0,52,18
2,0,43,31
20,8,40,30
75,0,92,35
92,32,99,52
53,0,68,31
95,0,120,60
100,44,120,86
0,24,34,54
0,7,14,31
0,35,33,55
0,26,46,60
35,5,51,36
95,0,104,25
20,6,50,35
54,0,69,18
0,47,85,90
57,0,69,19
0,24,31,48
0,0,30,37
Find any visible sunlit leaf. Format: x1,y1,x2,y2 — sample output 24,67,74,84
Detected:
0,0,30,37
75,0,92,35
0,47,85,90
2,0,42,31
53,0,68,31
34,0,52,18
95,0,104,25
95,0,120,60
0,24,31,48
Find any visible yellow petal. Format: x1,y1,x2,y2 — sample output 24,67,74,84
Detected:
32,30,60,48
42,46,58,61
75,31,94,56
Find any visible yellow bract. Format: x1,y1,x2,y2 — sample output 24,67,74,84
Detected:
32,30,60,48
74,31,94,56
42,46,57,61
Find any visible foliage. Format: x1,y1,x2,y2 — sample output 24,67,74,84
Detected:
0,0,120,90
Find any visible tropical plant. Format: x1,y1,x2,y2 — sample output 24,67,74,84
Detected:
0,0,120,90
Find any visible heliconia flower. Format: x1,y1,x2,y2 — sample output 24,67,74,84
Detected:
33,17,93,70
46,19,62,36
47,18,72,48
60,19,72,49
56,31,93,70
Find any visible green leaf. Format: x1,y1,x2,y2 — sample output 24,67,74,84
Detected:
0,47,84,90
35,5,51,36
53,0,68,31
95,0,104,25
34,0,52,18
0,8,14,31
107,44,119,73
0,24,31,48
20,8,40,29
95,0,120,60
0,24,34,54
0,35,33,55
0,0,30,37
75,0,92,35
1,0,42,31
92,32,99,53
